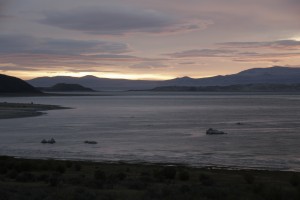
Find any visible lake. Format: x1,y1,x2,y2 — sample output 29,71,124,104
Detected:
1,92,300,171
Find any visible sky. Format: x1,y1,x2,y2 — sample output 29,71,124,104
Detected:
0,0,300,80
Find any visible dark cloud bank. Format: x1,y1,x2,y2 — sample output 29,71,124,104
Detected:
39,6,204,35
0,34,130,55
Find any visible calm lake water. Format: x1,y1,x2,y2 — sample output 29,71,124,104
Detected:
1,92,300,171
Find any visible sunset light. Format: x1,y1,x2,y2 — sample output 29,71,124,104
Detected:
1,1,300,199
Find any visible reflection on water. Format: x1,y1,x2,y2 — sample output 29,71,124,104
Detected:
0,92,300,171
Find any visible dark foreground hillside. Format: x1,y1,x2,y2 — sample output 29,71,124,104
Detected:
0,74,41,93
0,156,299,200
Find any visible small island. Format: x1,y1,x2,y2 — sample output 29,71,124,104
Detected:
0,102,69,119
39,83,96,92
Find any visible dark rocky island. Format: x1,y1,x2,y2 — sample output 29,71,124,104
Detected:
39,83,96,92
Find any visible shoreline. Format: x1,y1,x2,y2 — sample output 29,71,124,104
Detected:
0,155,299,199
0,102,70,120
8,154,298,173
2,154,295,173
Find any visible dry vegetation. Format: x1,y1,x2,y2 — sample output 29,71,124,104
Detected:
0,156,299,200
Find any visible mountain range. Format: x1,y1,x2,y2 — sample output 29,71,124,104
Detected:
151,84,300,92
29,75,160,91
27,66,300,91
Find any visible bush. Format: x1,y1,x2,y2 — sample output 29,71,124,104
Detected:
66,161,73,168
116,172,127,181
74,164,81,171
14,162,33,172
56,165,66,174
289,173,299,187
178,170,190,181
140,171,153,182
16,172,35,182
7,170,18,179
243,173,255,184
49,172,62,187
127,180,148,190
70,187,97,200
68,176,84,185
94,169,106,181
199,173,215,186
180,184,191,194
41,161,54,171
161,167,177,180
0,163,8,174
252,183,265,194
37,173,49,182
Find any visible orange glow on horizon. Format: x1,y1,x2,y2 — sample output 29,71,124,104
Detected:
1,70,176,81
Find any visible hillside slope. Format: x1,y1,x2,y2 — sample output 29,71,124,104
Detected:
0,74,41,93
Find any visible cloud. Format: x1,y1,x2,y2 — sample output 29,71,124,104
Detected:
165,47,300,63
0,34,130,55
0,34,169,73
0,65,37,71
165,49,237,58
0,0,11,20
219,40,300,50
130,61,169,69
233,52,300,63
178,62,195,65
39,6,208,35
0,34,148,71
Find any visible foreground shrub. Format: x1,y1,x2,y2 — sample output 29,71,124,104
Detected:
37,173,49,182
290,173,299,187
74,164,81,171
49,172,62,187
14,161,33,172
7,170,18,179
66,161,73,168
199,173,215,186
94,169,106,181
161,167,177,180
16,172,35,182
178,170,190,181
115,172,127,181
243,173,255,184
56,165,66,174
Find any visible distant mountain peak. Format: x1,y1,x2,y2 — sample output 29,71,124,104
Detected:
82,75,98,79
237,66,300,76
175,76,193,80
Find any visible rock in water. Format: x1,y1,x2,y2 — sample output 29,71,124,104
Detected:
206,128,227,135
84,140,97,144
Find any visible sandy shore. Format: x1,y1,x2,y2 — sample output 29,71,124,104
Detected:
0,102,69,119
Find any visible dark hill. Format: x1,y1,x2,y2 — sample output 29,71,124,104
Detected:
0,74,41,93
151,84,300,92
40,83,95,92
163,66,300,86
